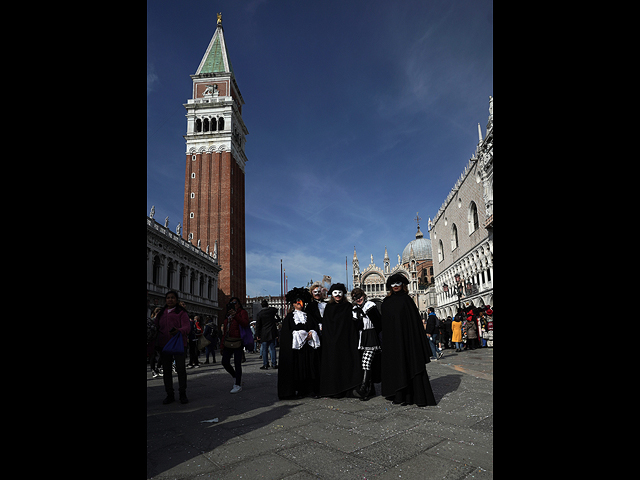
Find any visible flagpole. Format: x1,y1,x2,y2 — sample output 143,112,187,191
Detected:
280,259,283,318
345,256,348,291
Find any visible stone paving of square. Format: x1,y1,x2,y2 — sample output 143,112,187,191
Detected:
147,347,493,479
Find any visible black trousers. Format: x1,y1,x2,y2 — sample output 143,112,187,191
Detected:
161,351,187,395
221,347,243,386
189,340,200,365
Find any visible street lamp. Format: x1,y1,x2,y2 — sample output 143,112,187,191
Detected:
442,282,449,311
454,274,464,310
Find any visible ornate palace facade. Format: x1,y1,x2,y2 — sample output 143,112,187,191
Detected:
429,97,493,319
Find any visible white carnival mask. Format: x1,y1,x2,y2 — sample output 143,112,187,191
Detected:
332,290,343,297
391,282,402,287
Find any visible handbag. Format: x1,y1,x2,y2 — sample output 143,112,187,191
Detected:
224,337,242,349
162,332,184,355
239,324,254,350
224,312,250,349
197,335,211,350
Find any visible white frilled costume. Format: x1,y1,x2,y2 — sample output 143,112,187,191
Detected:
277,288,322,399
291,311,321,350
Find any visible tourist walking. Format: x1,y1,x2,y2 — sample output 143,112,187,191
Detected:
465,305,479,350
220,297,250,394
203,318,218,364
425,307,443,360
441,315,452,350
188,315,202,368
256,299,280,370
154,290,191,404
451,308,464,352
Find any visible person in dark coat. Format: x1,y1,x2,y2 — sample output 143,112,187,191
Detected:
256,299,280,370
464,304,479,350
221,297,250,394
306,282,327,333
318,283,362,398
441,315,453,350
424,307,442,360
277,287,321,399
381,273,436,407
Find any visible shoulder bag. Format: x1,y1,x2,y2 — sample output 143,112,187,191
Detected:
223,316,242,349
162,332,184,355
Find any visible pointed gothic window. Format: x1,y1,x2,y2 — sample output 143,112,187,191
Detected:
468,201,479,234
451,224,459,251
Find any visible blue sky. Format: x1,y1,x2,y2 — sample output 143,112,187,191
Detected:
147,0,493,297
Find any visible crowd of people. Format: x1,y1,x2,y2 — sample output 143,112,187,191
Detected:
423,303,494,357
147,280,493,408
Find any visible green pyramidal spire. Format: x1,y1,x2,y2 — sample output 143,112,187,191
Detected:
195,13,234,76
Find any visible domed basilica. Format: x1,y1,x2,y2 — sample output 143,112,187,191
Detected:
352,221,436,314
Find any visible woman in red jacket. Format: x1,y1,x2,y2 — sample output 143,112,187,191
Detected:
221,297,250,394
155,290,191,404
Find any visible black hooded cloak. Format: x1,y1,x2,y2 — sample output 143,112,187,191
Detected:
380,290,436,406
318,297,362,397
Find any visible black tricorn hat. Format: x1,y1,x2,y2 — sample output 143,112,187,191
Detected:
285,287,312,306
328,283,347,295
386,273,409,289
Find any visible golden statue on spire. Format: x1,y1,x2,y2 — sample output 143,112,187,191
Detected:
217,12,222,25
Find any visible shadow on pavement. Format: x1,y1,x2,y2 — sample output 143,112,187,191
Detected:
429,374,463,404
147,356,294,479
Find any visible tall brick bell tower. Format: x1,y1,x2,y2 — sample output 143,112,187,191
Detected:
183,13,248,306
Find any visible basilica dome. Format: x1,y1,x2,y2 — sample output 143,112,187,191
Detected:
402,227,432,263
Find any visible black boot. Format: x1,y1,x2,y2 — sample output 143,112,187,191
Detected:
354,370,372,401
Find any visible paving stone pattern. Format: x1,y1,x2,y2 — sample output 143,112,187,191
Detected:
147,348,493,479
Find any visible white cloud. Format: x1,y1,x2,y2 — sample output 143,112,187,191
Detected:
246,245,347,297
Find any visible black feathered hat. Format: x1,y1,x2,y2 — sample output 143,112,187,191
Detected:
285,287,312,306
386,273,409,289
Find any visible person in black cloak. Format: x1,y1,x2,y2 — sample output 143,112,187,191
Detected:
380,273,437,407
318,283,362,398
277,287,321,399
